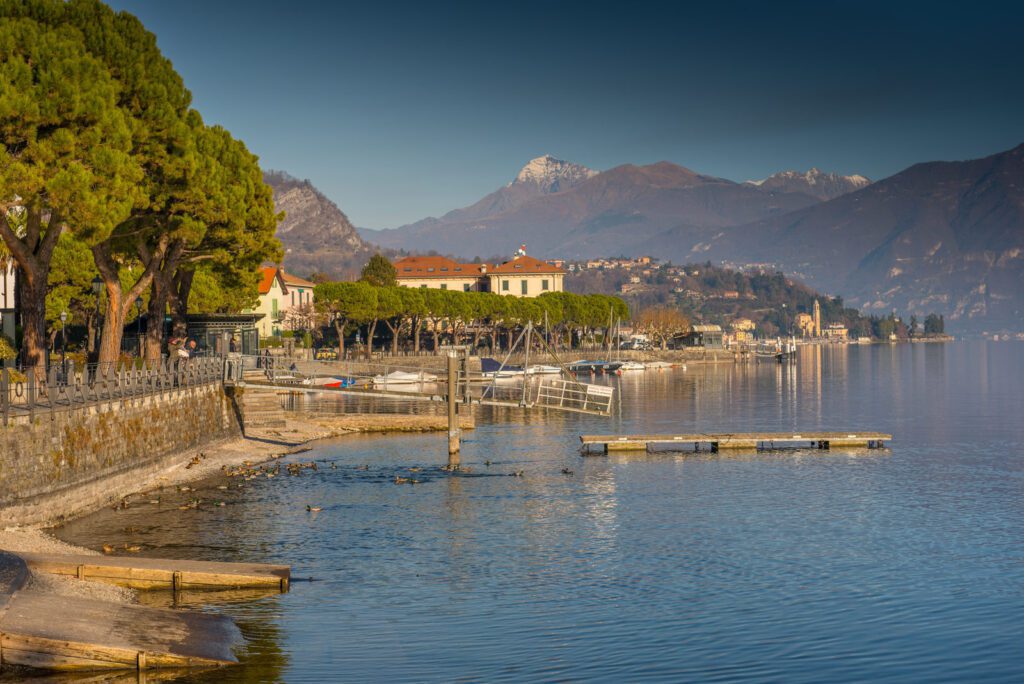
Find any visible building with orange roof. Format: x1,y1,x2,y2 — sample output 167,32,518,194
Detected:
393,256,490,292
251,266,317,337
487,254,564,297
394,249,563,298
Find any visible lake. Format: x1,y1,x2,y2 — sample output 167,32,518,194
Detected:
54,341,1024,682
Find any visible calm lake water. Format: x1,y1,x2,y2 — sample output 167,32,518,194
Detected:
54,341,1024,683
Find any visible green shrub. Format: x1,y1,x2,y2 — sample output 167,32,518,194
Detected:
0,334,16,361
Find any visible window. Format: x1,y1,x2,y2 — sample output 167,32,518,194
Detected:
272,299,279,318
440,284,448,290
463,283,471,292
420,284,427,288
291,292,295,306
521,280,528,295
427,267,435,272
441,267,448,272
502,280,509,291
542,279,549,291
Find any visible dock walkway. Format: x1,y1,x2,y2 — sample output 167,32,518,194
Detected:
0,550,290,671
18,552,290,591
581,431,892,453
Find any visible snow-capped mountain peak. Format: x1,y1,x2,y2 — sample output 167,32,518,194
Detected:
511,154,597,193
745,168,871,201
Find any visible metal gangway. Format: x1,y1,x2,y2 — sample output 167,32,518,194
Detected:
225,353,616,417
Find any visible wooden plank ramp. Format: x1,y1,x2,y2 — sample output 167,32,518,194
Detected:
0,551,240,671
0,592,240,670
17,552,290,591
580,431,892,454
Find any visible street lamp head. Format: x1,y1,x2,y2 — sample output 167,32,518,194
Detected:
60,311,67,323
91,276,103,295
136,297,143,310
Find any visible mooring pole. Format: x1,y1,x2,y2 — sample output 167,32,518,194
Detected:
447,351,460,464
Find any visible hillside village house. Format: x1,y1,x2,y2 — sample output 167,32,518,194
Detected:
394,251,564,297
251,266,316,338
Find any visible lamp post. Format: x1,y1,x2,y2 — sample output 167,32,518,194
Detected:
135,297,144,358
91,276,103,363
59,310,67,379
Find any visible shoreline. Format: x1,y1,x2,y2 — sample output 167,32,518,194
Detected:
0,411,472,609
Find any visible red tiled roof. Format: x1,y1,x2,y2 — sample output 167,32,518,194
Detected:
280,271,315,288
394,256,490,278
488,255,563,274
258,266,281,295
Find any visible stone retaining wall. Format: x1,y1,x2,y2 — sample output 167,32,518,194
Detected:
0,384,241,527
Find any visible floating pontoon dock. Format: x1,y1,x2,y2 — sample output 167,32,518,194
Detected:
580,431,892,454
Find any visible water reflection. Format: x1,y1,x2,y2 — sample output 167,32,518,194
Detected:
49,342,1024,683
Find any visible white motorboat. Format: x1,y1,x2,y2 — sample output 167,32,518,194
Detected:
526,364,562,375
302,376,357,389
645,361,674,370
617,361,646,371
372,370,438,386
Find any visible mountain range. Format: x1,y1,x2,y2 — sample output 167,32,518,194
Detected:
263,170,373,280
744,168,871,201
277,144,1023,332
362,155,839,260
698,144,1024,331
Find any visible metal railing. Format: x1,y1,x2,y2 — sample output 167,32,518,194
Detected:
236,355,616,416
0,357,225,427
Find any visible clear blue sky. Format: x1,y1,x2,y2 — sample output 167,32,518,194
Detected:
109,0,1024,229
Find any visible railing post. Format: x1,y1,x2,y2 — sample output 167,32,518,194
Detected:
1,367,8,426
27,369,36,421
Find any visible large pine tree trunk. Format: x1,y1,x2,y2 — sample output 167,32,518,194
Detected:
145,271,172,363
93,238,168,367
16,267,48,372
0,207,61,374
171,268,195,338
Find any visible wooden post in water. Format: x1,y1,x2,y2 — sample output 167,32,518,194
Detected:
447,352,460,464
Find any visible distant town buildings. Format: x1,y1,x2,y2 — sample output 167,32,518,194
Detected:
823,322,848,340
394,248,564,298
251,266,316,337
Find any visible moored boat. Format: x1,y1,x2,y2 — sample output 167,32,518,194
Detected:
372,370,439,386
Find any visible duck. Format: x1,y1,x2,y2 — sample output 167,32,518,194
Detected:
510,470,525,477
123,544,142,553
306,505,322,512
561,468,574,476
102,544,115,554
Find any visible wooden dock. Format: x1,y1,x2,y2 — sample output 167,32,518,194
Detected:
18,552,291,591
580,431,892,454
0,592,240,670
0,551,242,671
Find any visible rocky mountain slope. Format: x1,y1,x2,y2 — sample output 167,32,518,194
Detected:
698,144,1024,331
745,168,871,201
263,171,374,280
363,157,821,259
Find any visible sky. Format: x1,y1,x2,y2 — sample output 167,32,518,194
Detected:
108,0,1024,229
